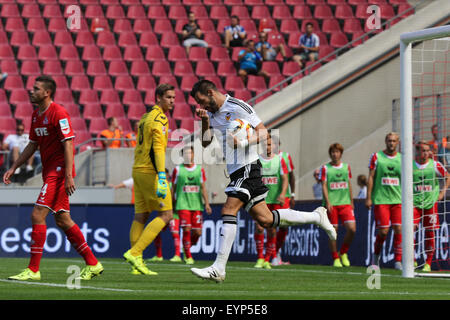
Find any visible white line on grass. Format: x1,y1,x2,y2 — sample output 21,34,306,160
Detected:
0,279,136,293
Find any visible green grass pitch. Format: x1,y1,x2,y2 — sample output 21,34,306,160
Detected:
0,258,449,300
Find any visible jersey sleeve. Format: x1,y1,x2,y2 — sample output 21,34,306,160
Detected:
232,100,262,129
122,178,134,189
348,164,352,179
319,165,327,182
55,108,75,142
280,157,289,175
368,153,377,171
201,167,206,183
172,166,179,184
151,112,168,173
435,161,447,177
287,153,294,172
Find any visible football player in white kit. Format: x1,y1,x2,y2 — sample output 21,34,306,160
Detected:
189,80,336,282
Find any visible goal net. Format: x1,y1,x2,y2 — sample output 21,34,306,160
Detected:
399,25,450,278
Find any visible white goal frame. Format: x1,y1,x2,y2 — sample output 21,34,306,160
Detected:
400,25,450,278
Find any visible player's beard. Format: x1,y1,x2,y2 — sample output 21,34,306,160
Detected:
206,96,219,113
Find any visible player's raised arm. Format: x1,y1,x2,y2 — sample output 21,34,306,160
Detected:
195,108,213,148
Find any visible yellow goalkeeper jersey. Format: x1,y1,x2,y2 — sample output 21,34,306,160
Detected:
132,105,169,174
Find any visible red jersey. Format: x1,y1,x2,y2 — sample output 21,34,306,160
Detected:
29,102,76,179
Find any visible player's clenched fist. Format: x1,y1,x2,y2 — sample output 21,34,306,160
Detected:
195,108,209,119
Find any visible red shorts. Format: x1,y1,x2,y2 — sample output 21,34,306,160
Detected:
267,197,290,211
414,203,440,230
374,204,402,229
35,175,70,213
328,204,355,226
169,217,180,233
178,210,203,229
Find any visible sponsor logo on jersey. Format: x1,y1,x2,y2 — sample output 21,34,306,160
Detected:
183,185,200,193
34,127,49,136
381,177,399,186
59,118,71,135
262,176,278,185
43,116,48,125
415,185,433,192
226,112,231,121
162,126,166,135
330,182,348,190
387,166,395,171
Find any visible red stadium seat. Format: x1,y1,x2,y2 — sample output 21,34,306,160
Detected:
168,46,188,62
251,6,271,20
329,31,349,48
210,47,230,62
83,103,104,119
180,75,199,93
32,30,52,47
84,4,104,19
127,5,146,19
233,89,252,102
262,61,281,76
86,61,108,76
335,4,354,19
133,19,152,34
3,75,24,90
54,89,75,105
131,60,151,77
27,17,47,32
174,61,194,77
0,60,19,75
247,75,267,92
4,18,26,33
48,18,67,33
318,45,337,62
100,89,121,105
42,4,62,18
230,6,250,19
293,5,313,19
300,19,320,33
190,6,209,19
10,31,30,47
398,3,414,17
154,18,174,35
14,103,34,119
355,4,371,19
62,103,81,118
224,76,245,92
71,75,91,91
268,75,288,91
122,90,144,105
265,0,284,5
343,18,363,34
20,61,41,77
123,46,144,62
168,6,188,20
114,75,135,91
113,19,132,33
136,75,156,92
59,45,80,61
217,61,237,77
53,76,70,89
89,118,108,135
179,118,194,132
172,103,193,120
93,75,113,91
70,117,88,133
314,4,334,20
79,90,100,105
0,44,15,60
160,32,180,48
0,103,13,118
118,32,138,48
188,47,209,62
282,61,301,76
280,19,300,34
379,4,396,19
38,45,59,60
82,45,102,61
104,103,126,119
148,6,167,20
96,31,115,48
43,60,63,75
145,45,166,62
1,4,21,18
226,0,244,5
348,0,366,4
327,0,346,4
64,60,85,77
139,32,159,48
127,103,147,120
17,45,38,61
195,61,216,77
0,117,19,133
103,46,123,61
272,5,292,20
105,5,125,19
158,75,178,88
203,32,222,47
54,31,73,47
75,31,95,47
209,6,229,20
322,19,341,34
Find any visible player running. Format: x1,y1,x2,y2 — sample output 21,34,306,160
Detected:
320,143,356,267
3,75,103,281
413,141,450,272
123,84,175,275
172,145,212,265
189,80,336,282
366,132,403,270
254,132,289,269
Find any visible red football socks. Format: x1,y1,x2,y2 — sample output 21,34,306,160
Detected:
183,230,192,259
28,224,47,273
394,233,402,262
265,235,276,262
65,224,98,266
154,234,162,258
172,231,181,257
254,233,264,259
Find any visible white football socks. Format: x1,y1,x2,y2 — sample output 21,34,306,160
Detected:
276,208,320,226
212,215,237,275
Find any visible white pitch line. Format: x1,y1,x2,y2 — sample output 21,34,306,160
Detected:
0,279,136,293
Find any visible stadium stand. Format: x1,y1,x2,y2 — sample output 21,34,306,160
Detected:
0,0,415,154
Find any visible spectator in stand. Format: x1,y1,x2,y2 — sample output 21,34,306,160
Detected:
100,117,124,149
237,40,270,84
292,22,320,69
108,177,135,204
312,169,322,200
356,174,368,199
3,122,35,175
437,137,450,170
126,120,138,148
224,15,247,49
182,11,208,55
256,32,287,62
428,124,447,159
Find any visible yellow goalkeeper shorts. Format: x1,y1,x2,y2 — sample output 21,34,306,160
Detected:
132,170,172,214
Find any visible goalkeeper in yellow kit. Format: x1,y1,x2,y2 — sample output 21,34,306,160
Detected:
123,84,175,275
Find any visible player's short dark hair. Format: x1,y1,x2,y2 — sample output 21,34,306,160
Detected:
357,174,367,186
190,80,218,99
35,75,56,99
306,22,314,28
231,15,239,22
107,117,115,126
328,142,344,156
155,83,175,101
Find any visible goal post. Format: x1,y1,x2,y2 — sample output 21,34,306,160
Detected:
400,25,450,278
